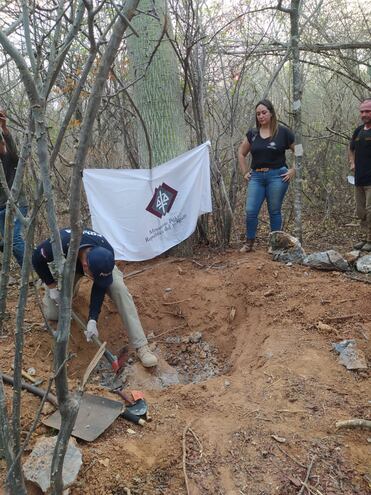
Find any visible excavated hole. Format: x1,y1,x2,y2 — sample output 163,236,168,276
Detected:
158,332,230,384
94,331,230,390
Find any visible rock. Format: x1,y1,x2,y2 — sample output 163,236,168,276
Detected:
332,339,368,370
317,321,334,332
339,345,367,370
288,476,302,488
271,434,286,443
269,231,299,250
303,250,349,272
228,307,236,322
356,254,371,273
263,289,274,297
23,436,82,493
42,403,56,415
332,339,355,353
344,250,361,264
269,231,305,264
165,336,181,344
189,331,202,343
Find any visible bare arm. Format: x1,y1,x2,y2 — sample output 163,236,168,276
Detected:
348,147,355,171
281,142,296,182
238,137,252,179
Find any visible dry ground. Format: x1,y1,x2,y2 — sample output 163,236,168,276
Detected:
0,246,370,494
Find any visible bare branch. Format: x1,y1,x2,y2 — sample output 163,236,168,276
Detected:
277,0,292,14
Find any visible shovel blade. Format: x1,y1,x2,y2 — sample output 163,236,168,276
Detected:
42,394,123,442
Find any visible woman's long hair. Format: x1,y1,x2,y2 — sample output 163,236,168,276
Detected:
255,99,278,137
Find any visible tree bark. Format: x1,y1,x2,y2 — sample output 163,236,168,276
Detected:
290,0,303,240
126,0,188,167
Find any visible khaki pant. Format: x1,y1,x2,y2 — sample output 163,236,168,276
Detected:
355,186,371,242
43,265,148,349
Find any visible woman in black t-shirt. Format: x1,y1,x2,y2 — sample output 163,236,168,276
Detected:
237,99,295,252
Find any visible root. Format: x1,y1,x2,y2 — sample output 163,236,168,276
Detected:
298,456,315,495
336,419,371,430
182,423,203,494
182,424,191,495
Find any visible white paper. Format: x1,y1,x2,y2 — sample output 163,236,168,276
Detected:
347,175,355,185
294,144,303,157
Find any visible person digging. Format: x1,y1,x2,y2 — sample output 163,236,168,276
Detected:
32,228,158,368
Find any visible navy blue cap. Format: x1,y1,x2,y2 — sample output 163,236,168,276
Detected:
87,247,114,288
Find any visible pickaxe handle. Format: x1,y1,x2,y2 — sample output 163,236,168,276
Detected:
71,310,120,372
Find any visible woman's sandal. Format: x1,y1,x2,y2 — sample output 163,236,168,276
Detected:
239,241,255,253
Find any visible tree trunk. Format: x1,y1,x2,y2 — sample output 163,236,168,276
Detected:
126,0,188,167
290,0,303,241
127,0,193,254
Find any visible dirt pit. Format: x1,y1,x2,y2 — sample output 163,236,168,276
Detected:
97,332,229,391
0,248,370,494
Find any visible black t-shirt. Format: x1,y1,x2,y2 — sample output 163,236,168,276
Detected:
246,124,294,169
350,125,371,186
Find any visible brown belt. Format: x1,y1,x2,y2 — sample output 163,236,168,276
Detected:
254,167,270,172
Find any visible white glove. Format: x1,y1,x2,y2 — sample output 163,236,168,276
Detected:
49,287,60,303
85,319,99,342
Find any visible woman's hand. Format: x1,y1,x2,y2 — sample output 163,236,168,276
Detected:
281,168,295,182
243,171,252,181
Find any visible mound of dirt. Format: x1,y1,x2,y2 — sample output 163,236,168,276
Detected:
0,248,370,494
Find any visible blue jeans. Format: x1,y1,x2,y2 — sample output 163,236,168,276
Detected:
0,205,28,267
245,167,289,240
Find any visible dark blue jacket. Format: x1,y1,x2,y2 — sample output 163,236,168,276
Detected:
32,228,115,321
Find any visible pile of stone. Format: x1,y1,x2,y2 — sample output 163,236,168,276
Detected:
268,231,371,273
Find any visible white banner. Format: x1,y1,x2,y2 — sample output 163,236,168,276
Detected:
83,142,212,261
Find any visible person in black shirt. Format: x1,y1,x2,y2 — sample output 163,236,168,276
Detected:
0,110,28,266
32,228,158,368
349,98,371,251
237,99,295,252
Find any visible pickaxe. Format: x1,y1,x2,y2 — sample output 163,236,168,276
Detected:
71,310,128,374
